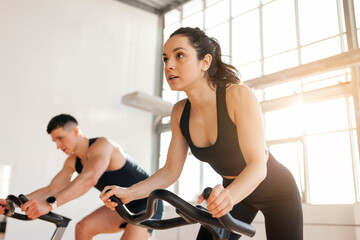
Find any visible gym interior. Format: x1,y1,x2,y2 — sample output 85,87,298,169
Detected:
1,0,360,239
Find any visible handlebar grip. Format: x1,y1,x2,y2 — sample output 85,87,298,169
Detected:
6,194,64,224
6,195,22,207
5,195,18,217
202,187,212,200
104,189,123,204
201,187,256,237
18,194,29,204
5,195,31,220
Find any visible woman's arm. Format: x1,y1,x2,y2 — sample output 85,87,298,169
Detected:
100,100,189,207
205,85,267,218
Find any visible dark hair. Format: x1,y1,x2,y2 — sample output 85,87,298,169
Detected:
47,114,78,134
170,27,240,87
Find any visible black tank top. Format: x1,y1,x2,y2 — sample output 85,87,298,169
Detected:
180,85,247,176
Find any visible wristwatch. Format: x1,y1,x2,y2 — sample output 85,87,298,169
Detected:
46,196,58,210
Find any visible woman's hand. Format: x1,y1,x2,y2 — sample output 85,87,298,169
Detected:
99,185,132,211
198,184,234,218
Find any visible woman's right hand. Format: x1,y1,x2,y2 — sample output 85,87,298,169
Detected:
100,185,132,211
0,199,8,215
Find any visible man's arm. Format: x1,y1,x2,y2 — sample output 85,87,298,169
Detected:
23,138,112,219
1,157,75,216
26,156,76,200
52,138,112,208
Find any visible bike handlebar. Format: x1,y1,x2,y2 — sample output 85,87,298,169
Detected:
5,194,69,227
107,187,256,237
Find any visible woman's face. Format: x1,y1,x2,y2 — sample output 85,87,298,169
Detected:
162,35,206,91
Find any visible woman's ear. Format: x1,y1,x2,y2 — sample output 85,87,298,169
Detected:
201,54,212,71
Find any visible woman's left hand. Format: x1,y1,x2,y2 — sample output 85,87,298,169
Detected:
197,184,234,218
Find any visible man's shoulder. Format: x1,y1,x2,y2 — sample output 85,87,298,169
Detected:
91,137,112,148
64,154,77,170
66,154,77,162
88,137,117,155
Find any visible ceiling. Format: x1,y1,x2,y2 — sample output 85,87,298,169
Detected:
115,0,191,15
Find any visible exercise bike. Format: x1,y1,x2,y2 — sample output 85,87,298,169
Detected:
4,194,71,240
107,187,256,240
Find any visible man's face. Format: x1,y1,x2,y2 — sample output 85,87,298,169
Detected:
50,126,78,155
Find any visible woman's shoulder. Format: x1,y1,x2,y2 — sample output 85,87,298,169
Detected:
225,84,260,116
226,84,257,104
170,98,188,129
171,98,188,117
226,83,253,98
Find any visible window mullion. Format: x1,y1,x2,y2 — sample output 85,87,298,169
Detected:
347,96,360,202
302,135,311,203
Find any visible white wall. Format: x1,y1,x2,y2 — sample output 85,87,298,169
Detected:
0,0,159,239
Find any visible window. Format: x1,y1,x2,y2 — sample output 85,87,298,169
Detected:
302,70,349,92
159,131,174,193
298,0,340,46
182,12,203,29
262,0,297,57
307,131,355,204
266,96,357,204
231,0,259,17
178,154,201,200
269,142,304,196
301,37,342,64
263,50,298,74
265,106,303,140
232,9,261,67
355,0,360,40
183,0,203,18
205,0,229,29
160,0,360,205
206,22,230,57
302,98,349,135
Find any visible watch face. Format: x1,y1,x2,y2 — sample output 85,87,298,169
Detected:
47,196,56,204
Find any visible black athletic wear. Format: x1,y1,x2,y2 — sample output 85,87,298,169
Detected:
75,138,163,233
180,85,303,240
180,88,245,177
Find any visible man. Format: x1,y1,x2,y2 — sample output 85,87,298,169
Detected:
0,114,163,240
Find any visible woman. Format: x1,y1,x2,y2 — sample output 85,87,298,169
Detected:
100,27,303,240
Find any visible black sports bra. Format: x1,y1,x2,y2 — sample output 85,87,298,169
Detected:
180,85,247,176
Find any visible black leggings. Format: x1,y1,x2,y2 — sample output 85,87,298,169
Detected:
197,154,303,240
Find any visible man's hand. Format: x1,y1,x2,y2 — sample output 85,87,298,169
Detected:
0,199,8,215
21,199,52,219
